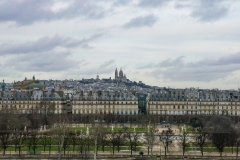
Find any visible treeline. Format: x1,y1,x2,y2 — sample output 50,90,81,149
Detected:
1,107,240,158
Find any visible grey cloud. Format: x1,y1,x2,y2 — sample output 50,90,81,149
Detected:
189,52,240,67
113,0,131,6
138,56,185,69
0,0,108,25
69,60,116,76
123,14,158,28
191,0,229,22
0,33,103,55
138,0,170,8
142,52,240,82
6,51,77,72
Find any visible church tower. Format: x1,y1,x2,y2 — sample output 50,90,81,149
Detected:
115,68,118,80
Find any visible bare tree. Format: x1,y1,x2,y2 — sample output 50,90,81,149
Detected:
29,131,40,155
125,131,140,155
177,131,188,157
107,132,118,155
158,127,174,157
0,107,21,155
13,130,27,156
115,131,126,153
0,124,11,155
40,131,51,152
227,129,239,154
144,125,158,156
194,128,209,157
51,115,70,159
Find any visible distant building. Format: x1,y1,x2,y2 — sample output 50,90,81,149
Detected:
13,76,45,91
115,68,127,82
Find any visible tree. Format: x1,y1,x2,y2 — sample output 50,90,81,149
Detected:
227,129,239,154
13,130,27,156
190,117,203,129
144,125,158,156
177,131,188,157
40,131,51,152
69,131,79,153
0,107,21,155
126,131,140,155
51,115,70,159
29,131,40,155
107,132,118,155
158,127,174,157
99,129,107,152
115,131,126,153
194,128,209,156
207,116,234,157
0,124,11,156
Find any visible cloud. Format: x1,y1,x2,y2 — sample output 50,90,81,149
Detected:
123,14,158,28
138,0,170,8
191,0,229,22
0,33,103,55
113,0,131,6
6,51,78,72
82,60,115,75
67,60,116,77
141,52,240,82
0,0,108,25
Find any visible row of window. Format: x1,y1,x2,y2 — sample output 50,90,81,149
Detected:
150,105,240,110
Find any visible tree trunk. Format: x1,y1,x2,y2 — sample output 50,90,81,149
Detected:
94,138,97,160
165,146,167,157
102,145,105,152
3,148,6,156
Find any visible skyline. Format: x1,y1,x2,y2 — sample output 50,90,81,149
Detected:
0,0,240,89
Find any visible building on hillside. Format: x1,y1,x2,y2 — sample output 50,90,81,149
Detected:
13,76,45,91
115,68,127,82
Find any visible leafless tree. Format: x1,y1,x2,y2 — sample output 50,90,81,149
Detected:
194,128,209,156
177,131,188,157
40,131,51,153
115,131,126,153
51,114,70,159
227,129,239,154
0,124,11,156
107,131,118,155
29,131,40,155
158,127,174,157
125,131,140,156
144,125,158,156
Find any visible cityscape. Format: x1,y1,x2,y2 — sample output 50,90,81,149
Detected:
1,0,240,159
1,68,240,159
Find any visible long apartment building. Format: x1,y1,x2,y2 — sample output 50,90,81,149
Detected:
149,88,240,116
1,87,240,117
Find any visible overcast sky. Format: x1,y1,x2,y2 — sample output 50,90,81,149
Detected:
0,0,240,89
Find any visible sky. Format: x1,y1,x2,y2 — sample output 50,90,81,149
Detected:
0,0,240,90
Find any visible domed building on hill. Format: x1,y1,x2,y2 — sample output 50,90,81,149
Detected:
115,68,127,82
13,76,45,90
